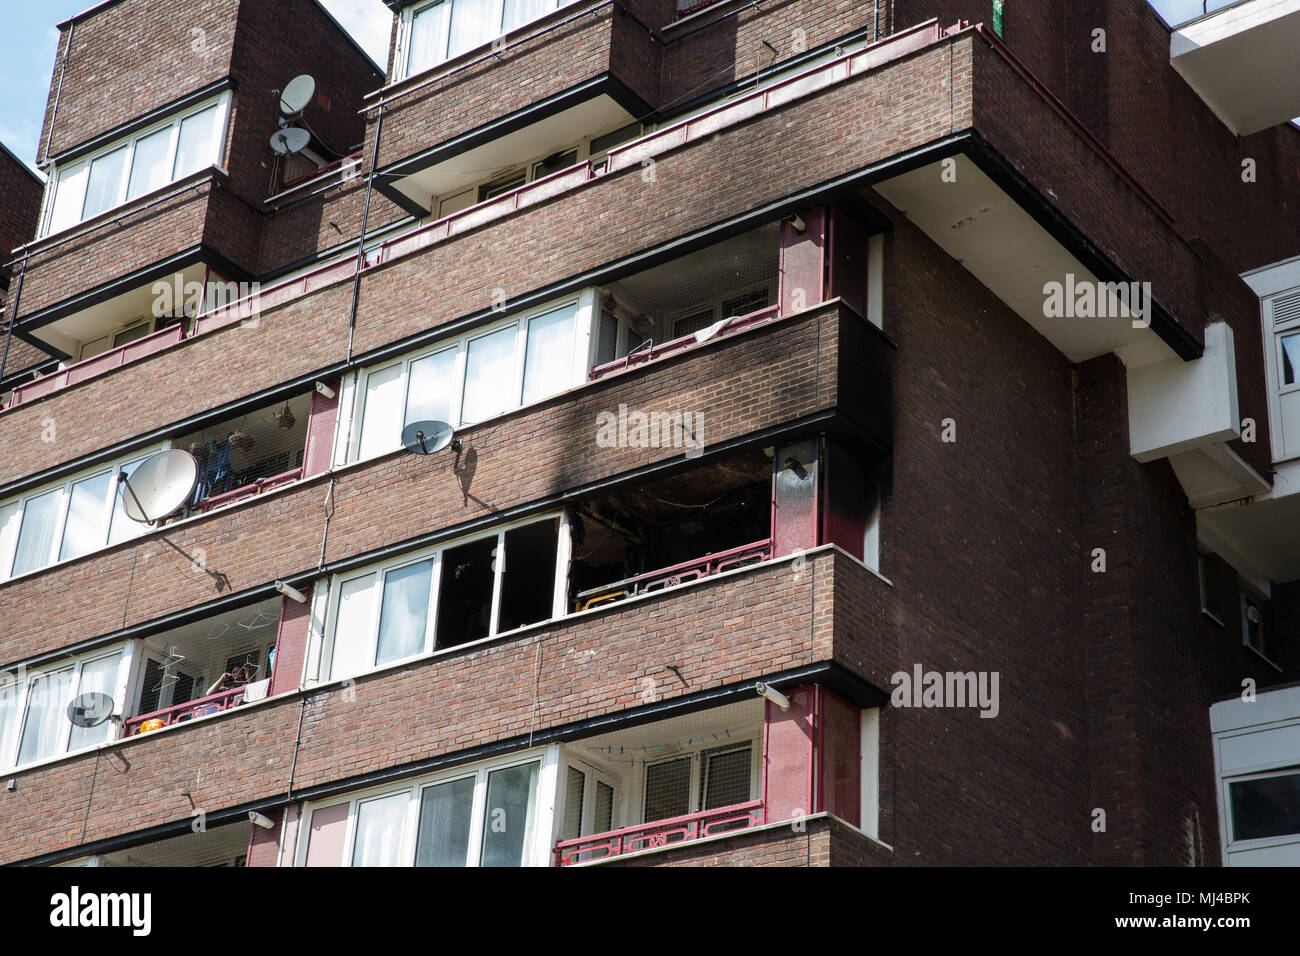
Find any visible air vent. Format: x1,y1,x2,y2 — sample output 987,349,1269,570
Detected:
1272,289,1300,327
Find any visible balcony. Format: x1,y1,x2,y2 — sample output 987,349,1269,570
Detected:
369,0,660,201
1170,0,1300,135
556,801,765,864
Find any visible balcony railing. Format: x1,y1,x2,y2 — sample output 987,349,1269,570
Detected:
123,685,249,737
555,800,765,865
589,306,780,381
574,538,772,612
6,323,185,408
195,466,304,513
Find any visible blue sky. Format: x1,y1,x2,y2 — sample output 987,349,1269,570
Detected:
0,0,1212,178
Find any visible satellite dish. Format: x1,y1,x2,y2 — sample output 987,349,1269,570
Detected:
279,75,316,118
270,127,311,156
402,420,461,456
694,318,730,344
67,692,115,729
119,449,199,524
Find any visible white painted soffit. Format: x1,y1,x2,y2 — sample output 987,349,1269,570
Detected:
874,155,1176,365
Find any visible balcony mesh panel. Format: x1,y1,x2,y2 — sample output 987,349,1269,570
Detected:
171,391,312,512
91,821,253,867
602,222,780,357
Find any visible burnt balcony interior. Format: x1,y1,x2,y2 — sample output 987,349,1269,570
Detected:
593,223,781,376
125,597,282,737
569,448,774,612
168,392,312,516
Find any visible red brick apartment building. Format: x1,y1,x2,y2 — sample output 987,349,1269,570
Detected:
0,0,1297,868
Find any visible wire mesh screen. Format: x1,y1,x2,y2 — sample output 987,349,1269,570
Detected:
171,391,312,513
555,699,765,863
89,820,253,867
599,222,781,363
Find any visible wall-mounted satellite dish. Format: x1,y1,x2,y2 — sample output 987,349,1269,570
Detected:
270,127,311,156
694,318,730,344
402,420,461,456
279,74,316,118
119,449,199,524
67,692,115,729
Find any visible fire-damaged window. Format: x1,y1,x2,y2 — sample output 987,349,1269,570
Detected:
317,515,563,681
568,448,773,613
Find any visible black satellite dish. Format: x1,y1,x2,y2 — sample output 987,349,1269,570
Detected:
67,692,115,729
402,420,461,456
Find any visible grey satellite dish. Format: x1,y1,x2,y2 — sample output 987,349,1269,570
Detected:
694,318,730,344
119,449,199,524
279,74,316,118
270,127,311,156
67,692,115,729
402,420,461,456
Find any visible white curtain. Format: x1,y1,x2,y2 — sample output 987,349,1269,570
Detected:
68,653,123,751
11,489,62,577
173,104,222,180
408,1,450,76
127,125,173,201
405,348,457,427
352,793,408,866
59,472,111,562
448,0,499,59
81,146,128,220
461,326,516,424
502,0,552,33
480,762,539,866
522,305,576,405
358,362,405,460
18,668,75,765
375,560,433,665
330,574,377,680
415,776,476,866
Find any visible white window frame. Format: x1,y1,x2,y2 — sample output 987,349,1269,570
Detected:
294,746,558,867
39,93,232,238
395,0,577,80
0,643,136,773
557,755,621,840
636,734,762,824
337,290,594,464
0,443,166,584
1223,765,1300,850
1260,288,1300,463
313,512,565,684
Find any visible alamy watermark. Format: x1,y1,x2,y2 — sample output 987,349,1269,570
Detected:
1042,273,1151,328
595,403,705,458
890,664,1000,718
152,274,261,324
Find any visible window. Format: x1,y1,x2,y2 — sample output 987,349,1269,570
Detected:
1263,288,1300,461
1240,591,1270,661
299,753,550,867
398,0,577,79
643,741,756,823
319,516,562,682
42,95,230,237
0,448,161,582
0,648,128,772
342,295,589,464
1229,770,1300,843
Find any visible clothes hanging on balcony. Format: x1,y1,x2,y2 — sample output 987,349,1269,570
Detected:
192,438,233,503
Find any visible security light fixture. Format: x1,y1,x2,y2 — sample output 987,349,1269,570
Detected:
274,580,308,604
755,681,790,712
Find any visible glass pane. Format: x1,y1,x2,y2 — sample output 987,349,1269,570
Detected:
0,500,21,579
68,653,122,751
330,574,377,679
594,781,614,833
521,305,576,405
448,0,500,59
408,1,450,75
127,126,174,200
18,668,76,765
415,776,475,866
50,162,88,234
81,146,128,220
358,363,405,460
700,744,751,810
11,489,62,577
434,536,496,648
497,520,557,632
59,472,111,561
405,349,457,428
1281,333,1299,387
375,560,433,665
562,766,585,841
461,325,516,424
108,458,150,547
0,680,22,768
1230,773,1300,842
351,792,408,866
481,762,539,866
502,0,553,33
173,104,222,180
644,757,690,822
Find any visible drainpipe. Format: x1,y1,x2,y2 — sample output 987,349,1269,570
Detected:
42,21,74,168
346,104,384,365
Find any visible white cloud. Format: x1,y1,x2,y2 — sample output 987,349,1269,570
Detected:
319,0,393,68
